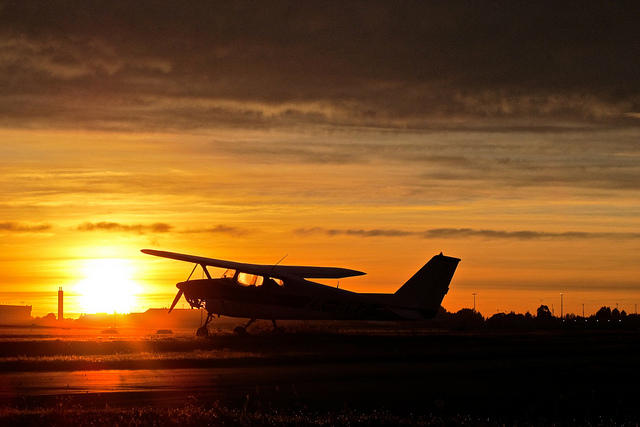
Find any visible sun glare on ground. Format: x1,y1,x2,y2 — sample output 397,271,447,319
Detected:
75,258,141,314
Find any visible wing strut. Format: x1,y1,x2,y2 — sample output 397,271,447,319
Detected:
186,263,198,281
201,264,212,279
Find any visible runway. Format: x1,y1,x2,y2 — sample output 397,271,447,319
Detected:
0,361,472,404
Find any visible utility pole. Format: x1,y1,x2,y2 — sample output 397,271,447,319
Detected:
560,293,564,320
582,303,585,318
472,293,477,312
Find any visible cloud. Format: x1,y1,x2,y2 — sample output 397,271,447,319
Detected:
296,227,414,237
296,227,640,241
0,222,51,232
204,130,640,191
420,229,640,240
77,222,172,234
75,222,248,236
182,225,249,236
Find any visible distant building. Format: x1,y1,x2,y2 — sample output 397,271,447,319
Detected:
0,305,32,325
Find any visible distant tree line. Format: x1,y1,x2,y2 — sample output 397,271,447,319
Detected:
433,305,640,331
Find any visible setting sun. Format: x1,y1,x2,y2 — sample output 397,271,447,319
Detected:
75,259,141,314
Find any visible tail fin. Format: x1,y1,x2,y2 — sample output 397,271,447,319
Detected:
394,253,460,315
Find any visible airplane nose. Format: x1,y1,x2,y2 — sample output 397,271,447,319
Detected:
176,282,184,289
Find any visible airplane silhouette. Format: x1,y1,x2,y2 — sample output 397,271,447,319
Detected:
142,249,460,335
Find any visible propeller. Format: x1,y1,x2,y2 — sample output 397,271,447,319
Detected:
168,288,183,313
168,263,198,313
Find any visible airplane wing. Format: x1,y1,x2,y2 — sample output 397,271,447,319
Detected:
141,249,366,279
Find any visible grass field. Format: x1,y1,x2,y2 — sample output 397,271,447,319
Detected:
0,403,581,427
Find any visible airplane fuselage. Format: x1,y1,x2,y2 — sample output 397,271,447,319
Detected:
179,278,426,321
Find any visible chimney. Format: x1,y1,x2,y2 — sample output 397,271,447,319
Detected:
58,286,63,322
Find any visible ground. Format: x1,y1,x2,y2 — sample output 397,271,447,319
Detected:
0,323,639,425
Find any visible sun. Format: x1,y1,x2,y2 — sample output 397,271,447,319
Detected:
75,258,141,314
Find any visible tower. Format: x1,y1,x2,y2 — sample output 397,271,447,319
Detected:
58,286,63,322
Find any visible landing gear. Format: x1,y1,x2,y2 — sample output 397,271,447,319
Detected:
196,312,214,337
233,318,255,335
271,319,284,334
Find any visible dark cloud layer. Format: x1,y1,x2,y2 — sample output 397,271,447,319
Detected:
0,221,51,232
1,1,639,131
77,222,172,234
296,227,640,240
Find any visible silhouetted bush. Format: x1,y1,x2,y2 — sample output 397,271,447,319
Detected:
487,312,536,330
536,305,552,319
595,306,612,321
433,304,640,331
445,308,485,330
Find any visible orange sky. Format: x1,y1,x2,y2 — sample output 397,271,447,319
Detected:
1,3,639,317
1,128,639,317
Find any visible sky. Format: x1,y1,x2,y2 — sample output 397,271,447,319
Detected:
1,1,639,317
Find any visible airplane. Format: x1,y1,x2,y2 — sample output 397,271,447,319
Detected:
142,249,460,336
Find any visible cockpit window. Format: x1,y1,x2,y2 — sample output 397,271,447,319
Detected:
237,273,261,286
232,273,284,287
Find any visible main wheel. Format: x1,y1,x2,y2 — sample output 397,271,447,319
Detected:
196,326,209,337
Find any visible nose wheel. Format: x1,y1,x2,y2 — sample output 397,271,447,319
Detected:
271,319,284,334
196,312,214,337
